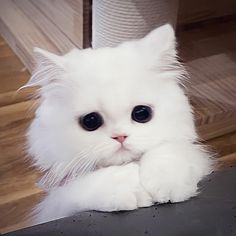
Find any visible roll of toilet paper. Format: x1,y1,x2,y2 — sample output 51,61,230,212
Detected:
92,0,178,48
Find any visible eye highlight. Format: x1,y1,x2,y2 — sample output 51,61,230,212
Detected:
79,112,103,131
131,105,152,123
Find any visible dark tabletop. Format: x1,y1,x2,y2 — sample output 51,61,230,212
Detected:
5,167,236,236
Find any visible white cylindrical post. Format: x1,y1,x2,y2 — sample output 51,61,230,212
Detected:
92,0,179,48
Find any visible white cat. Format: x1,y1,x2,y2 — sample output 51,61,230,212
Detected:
24,24,213,224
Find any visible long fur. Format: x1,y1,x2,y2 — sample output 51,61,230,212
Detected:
25,24,214,224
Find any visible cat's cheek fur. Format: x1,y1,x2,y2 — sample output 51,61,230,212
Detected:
33,163,152,224
139,142,213,203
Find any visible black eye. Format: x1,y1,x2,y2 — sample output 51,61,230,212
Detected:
79,112,103,131
131,105,152,123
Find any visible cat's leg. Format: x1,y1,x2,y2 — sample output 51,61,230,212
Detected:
34,162,152,224
140,142,213,204
75,162,152,212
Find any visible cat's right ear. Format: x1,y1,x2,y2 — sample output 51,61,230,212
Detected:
20,48,65,89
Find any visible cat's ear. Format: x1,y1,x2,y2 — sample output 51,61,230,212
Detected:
138,24,185,80
21,48,65,89
139,24,176,57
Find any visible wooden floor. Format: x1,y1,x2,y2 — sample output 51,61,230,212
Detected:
0,35,43,234
179,19,236,140
0,0,91,72
0,20,236,233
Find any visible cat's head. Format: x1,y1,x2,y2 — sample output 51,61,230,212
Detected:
25,24,197,186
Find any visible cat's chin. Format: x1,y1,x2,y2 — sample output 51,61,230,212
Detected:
96,148,142,169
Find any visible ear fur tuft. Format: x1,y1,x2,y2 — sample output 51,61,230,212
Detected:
20,48,65,90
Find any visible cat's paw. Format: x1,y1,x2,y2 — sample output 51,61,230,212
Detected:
141,175,197,203
136,188,153,208
82,162,152,212
140,147,201,204
97,190,138,212
98,186,153,211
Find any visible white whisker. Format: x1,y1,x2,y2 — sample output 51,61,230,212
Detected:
38,142,112,188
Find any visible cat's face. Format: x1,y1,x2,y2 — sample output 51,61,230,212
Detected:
64,54,163,168
26,24,196,185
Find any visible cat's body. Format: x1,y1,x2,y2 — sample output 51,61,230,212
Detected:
25,25,213,223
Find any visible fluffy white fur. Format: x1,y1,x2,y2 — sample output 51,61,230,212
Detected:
25,24,213,223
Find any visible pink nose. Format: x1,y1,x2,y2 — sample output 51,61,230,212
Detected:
112,135,127,143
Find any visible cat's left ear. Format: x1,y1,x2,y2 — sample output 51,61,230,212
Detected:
138,24,177,62
21,48,65,89
137,24,185,79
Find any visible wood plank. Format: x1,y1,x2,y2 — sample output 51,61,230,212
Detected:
0,100,38,128
0,171,41,205
178,20,236,61
14,0,75,53
0,63,29,93
82,0,92,48
0,0,55,71
0,36,30,93
178,0,236,25
178,20,236,140
218,152,236,169
206,132,236,157
0,0,91,72
30,0,83,48
0,191,44,234
197,113,236,140
0,36,12,57
0,88,38,107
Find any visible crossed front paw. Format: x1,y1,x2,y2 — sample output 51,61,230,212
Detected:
140,173,198,203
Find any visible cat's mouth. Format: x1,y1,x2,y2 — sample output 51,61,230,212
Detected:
115,144,130,153
94,143,143,169
114,144,143,162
